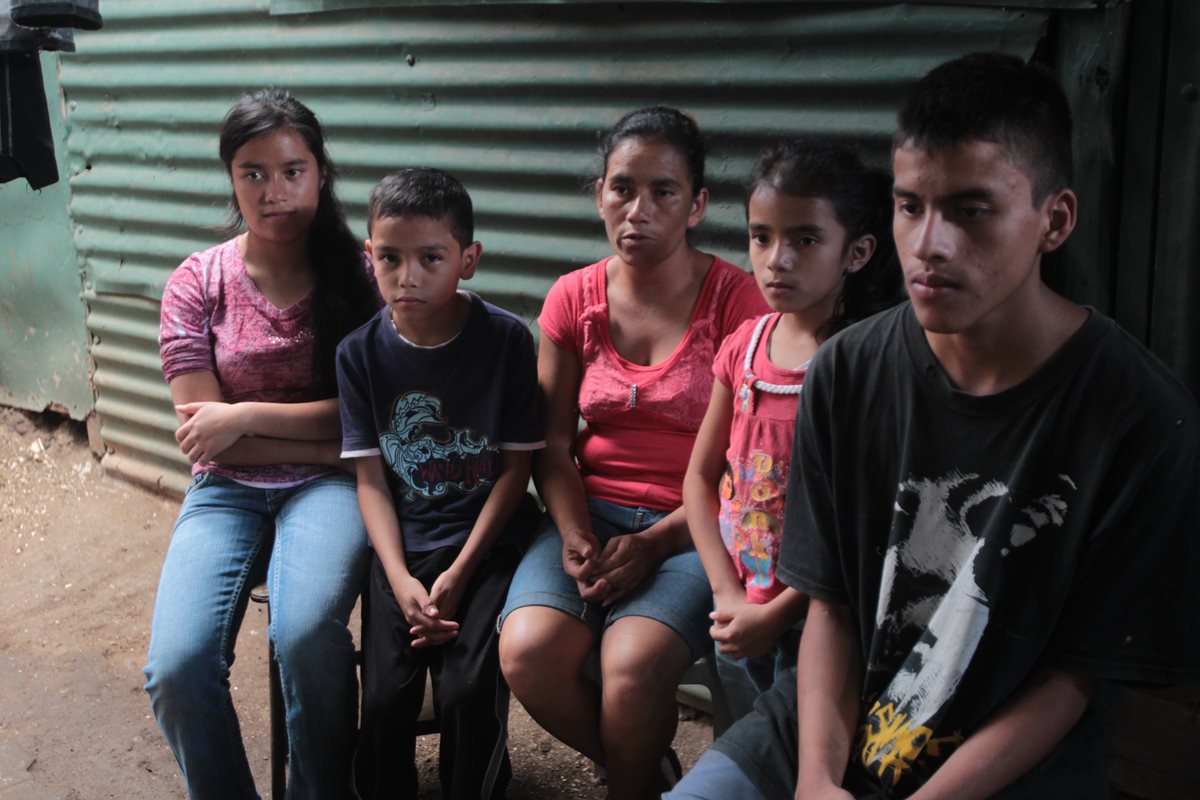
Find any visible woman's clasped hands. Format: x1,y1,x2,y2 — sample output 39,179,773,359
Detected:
562,527,663,606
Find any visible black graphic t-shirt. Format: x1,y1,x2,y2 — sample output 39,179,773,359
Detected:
336,293,544,551
778,303,1200,797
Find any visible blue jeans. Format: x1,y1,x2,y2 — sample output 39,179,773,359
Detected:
143,472,369,800
715,624,802,723
663,749,766,800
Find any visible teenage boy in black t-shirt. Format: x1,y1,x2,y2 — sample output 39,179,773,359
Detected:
666,52,1199,800
336,168,544,799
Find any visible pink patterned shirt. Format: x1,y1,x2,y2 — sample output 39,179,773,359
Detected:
713,314,807,604
538,256,767,511
159,237,333,487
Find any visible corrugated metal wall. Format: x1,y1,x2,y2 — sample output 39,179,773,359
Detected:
0,52,92,420
59,1,1055,493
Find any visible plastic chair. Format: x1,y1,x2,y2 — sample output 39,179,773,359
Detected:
677,651,733,736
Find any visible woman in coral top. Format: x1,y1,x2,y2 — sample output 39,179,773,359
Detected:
499,106,767,799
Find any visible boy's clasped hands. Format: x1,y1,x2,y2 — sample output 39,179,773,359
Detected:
392,568,467,648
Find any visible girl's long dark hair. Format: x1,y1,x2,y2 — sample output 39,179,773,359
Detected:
219,88,377,395
747,139,904,340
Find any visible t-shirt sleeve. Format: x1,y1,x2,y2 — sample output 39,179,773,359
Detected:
159,255,216,383
1048,397,1200,684
776,345,848,605
335,336,381,458
537,271,582,354
499,322,545,450
713,316,755,389
716,264,771,340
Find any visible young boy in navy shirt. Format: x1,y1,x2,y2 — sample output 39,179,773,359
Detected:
336,167,544,799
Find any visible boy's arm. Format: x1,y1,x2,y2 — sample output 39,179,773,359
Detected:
356,455,459,648
795,598,861,800
426,448,532,623
908,669,1093,800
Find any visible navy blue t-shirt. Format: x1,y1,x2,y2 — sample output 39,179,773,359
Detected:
336,292,544,551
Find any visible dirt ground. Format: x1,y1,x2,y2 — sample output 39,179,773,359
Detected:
0,407,713,799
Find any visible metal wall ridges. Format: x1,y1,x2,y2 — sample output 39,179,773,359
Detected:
59,1,1048,492
267,0,1105,14
0,53,93,421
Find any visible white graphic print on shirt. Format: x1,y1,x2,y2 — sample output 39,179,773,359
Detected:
860,470,1075,787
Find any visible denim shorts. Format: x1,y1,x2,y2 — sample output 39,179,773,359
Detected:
500,497,713,658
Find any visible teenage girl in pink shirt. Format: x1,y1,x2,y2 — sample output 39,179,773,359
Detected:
498,107,767,799
683,140,902,726
143,90,378,799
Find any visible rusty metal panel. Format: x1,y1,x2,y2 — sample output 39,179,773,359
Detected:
0,52,92,420
59,0,1051,489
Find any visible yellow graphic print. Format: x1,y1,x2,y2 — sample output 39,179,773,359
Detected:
858,699,964,790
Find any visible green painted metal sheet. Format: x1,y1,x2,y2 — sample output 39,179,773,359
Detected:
271,0,1107,13
60,0,1053,490
0,52,92,420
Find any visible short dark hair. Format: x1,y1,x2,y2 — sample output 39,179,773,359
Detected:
895,52,1073,203
596,106,706,197
367,167,474,248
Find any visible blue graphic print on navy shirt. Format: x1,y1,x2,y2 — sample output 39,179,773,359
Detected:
336,293,543,552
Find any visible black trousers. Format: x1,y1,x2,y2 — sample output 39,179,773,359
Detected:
355,540,520,800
